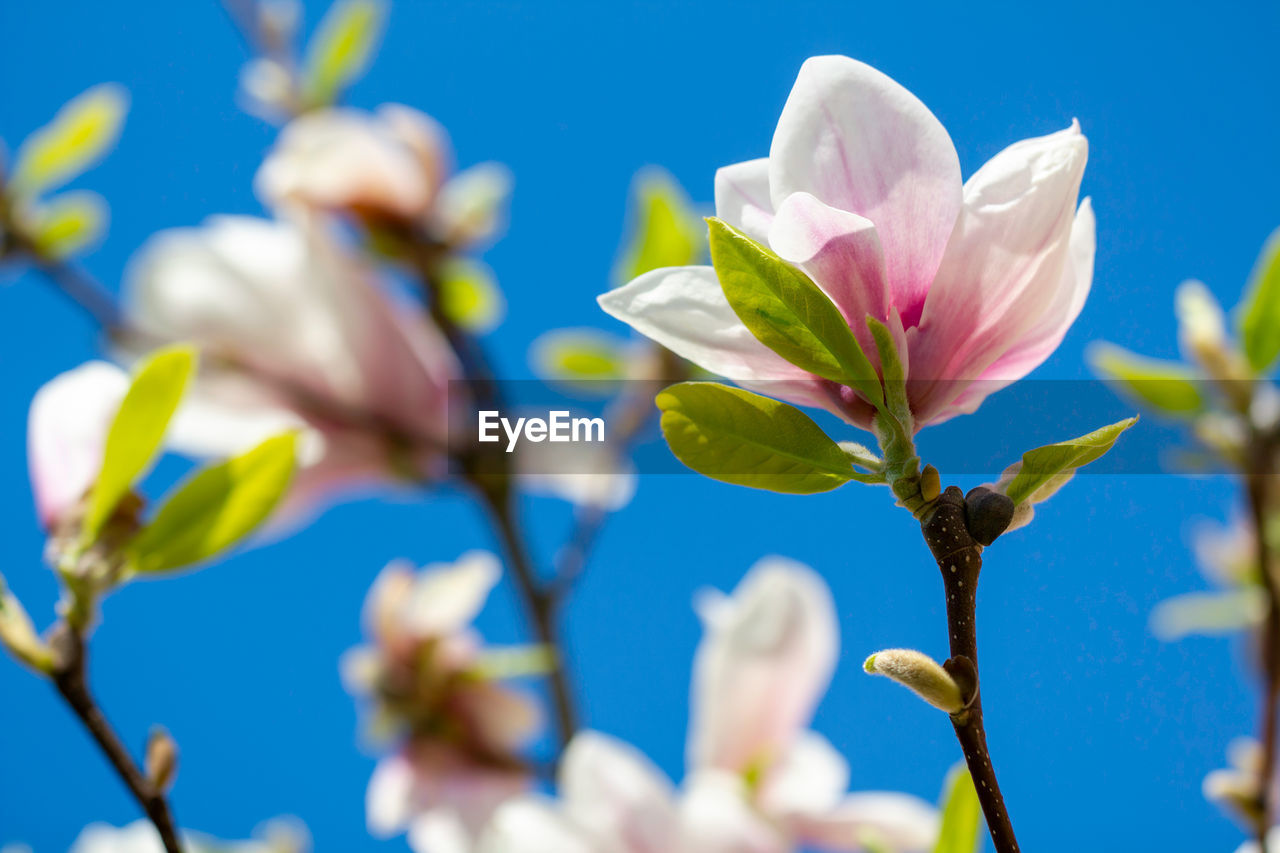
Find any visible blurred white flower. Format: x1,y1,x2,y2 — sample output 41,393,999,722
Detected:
125,214,459,516
256,105,510,247
345,552,541,852
69,818,308,853
1150,517,1266,641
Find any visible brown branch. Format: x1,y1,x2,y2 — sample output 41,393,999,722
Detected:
1248,434,1278,852
50,629,184,853
919,487,1020,853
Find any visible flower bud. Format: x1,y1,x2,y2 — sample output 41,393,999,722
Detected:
146,727,179,793
919,465,941,503
964,487,1015,546
0,580,53,673
864,648,965,714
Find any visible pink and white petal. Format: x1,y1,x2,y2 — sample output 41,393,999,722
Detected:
407,810,473,853
715,158,774,244
757,730,850,818
406,551,502,637
769,56,962,326
687,557,839,775
474,799,596,853
367,754,417,836
28,361,129,528
456,682,542,754
680,771,790,853
598,266,804,382
768,191,889,358
909,123,1088,425
792,792,939,852
924,198,1094,425
560,731,680,853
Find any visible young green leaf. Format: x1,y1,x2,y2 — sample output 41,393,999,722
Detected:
1000,416,1138,507
1088,342,1203,415
531,329,630,393
128,433,298,575
656,381,860,494
867,315,913,434
707,217,883,406
1239,229,1280,372
934,765,984,853
83,346,196,542
438,258,505,333
615,169,704,282
24,190,108,258
302,0,387,105
9,84,128,198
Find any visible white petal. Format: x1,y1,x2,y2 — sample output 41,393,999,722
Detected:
27,361,129,528
687,557,839,775
757,730,850,817
406,551,502,637
715,158,774,243
793,792,939,852
474,799,595,853
560,731,680,852
679,771,789,853
367,755,417,836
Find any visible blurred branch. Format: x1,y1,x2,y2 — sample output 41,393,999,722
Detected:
50,624,184,853
1248,426,1279,851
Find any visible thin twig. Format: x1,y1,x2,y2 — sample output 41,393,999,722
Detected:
1248,431,1278,852
919,487,1020,853
51,629,184,853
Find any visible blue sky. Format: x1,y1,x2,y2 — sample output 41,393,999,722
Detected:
2,0,1279,849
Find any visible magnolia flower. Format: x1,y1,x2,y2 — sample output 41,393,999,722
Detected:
69,818,308,853
257,105,511,246
600,55,1093,430
343,552,540,852
125,215,458,514
27,361,129,530
686,557,938,851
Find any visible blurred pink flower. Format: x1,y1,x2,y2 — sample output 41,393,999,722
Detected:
475,560,936,853
686,558,938,851
344,552,541,853
600,55,1093,430
256,105,511,247
125,214,459,515
27,361,129,530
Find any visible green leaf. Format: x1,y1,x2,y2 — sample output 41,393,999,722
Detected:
128,433,298,574
933,765,984,853
24,190,107,258
83,346,196,542
438,259,504,333
302,0,387,105
615,168,704,282
656,381,860,494
1239,229,1280,372
867,315,913,435
1088,343,1203,415
9,84,128,198
707,217,882,405
1000,416,1139,507
531,329,630,392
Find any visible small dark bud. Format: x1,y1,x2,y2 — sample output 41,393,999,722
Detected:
964,487,1015,546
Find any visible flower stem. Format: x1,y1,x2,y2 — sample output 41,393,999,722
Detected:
50,627,184,853
919,487,1020,853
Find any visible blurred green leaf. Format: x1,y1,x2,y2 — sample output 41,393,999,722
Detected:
1150,588,1267,640
24,190,107,258
708,217,882,405
1239,228,1280,373
302,0,387,105
999,416,1138,507
128,432,298,574
615,168,703,282
83,346,195,543
9,84,128,198
530,328,629,392
934,765,983,853
1088,342,1203,415
438,259,504,333
657,381,864,494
